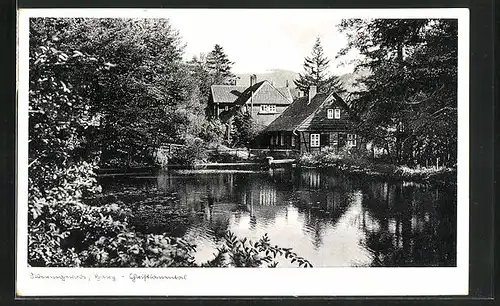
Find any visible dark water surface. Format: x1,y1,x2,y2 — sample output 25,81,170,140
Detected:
99,169,456,267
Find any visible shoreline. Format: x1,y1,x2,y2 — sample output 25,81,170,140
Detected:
297,160,457,186
96,159,456,186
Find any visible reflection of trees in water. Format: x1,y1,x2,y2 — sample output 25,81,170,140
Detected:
261,169,360,250
156,172,243,210
104,170,456,266
291,190,351,250
360,181,456,266
285,171,356,250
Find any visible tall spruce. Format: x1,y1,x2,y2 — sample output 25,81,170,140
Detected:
294,37,344,95
206,44,236,85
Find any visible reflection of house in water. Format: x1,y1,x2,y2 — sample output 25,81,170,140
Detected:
300,170,321,189
259,186,277,206
155,170,370,257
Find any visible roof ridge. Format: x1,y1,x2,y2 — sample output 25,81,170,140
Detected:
264,96,308,131
257,81,293,103
269,83,293,102
241,81,267,104
264,93,334,132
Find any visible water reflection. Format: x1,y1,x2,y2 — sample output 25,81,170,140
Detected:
359,181,456,266
100,169,456,267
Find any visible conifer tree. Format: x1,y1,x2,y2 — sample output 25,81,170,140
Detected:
294,37,344,95
206,44,236,85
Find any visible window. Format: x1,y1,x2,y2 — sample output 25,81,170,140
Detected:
334,108,341,119
347,134,357,147
272,133,278,145
310,134,320,147
280,133,284,146
327,109,334,119
291,135,295,147
260,104,276,113
224,106,229,111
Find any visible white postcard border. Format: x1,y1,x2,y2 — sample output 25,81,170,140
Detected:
16,8,470,297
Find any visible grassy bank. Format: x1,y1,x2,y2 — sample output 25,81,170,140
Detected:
298,149,456,185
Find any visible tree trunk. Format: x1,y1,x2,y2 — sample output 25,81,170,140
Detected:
397,43,404,62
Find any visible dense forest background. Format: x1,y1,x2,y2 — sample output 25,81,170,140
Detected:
337,19,457,167
27,17,458,267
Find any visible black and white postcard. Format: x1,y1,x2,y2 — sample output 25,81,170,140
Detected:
16,8,469,296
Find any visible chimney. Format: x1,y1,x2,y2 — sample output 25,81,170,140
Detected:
308,86,317,104
250,74,257,87
250,74,257,117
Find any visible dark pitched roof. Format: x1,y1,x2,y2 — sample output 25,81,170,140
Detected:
264,93,330,132
264,92,358,132
299,95,354,132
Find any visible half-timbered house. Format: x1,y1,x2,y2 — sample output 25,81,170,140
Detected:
261,86,362,153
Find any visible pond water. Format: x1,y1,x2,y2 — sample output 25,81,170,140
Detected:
99,168,456,267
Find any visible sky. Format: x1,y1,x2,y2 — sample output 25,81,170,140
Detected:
161,9,359,75
23,8,466,76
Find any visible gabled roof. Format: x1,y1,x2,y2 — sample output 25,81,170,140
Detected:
211,85,248,103
264,92,356,132
211,80,292,106
248,81,292,105
264,93,330,132
215,80,293,123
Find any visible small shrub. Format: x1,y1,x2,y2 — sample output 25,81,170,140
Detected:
299,146,373,169
203,232,313,268
168,137,208,166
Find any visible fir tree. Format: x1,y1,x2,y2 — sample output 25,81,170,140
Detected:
206,44,236,85
294,37,344,95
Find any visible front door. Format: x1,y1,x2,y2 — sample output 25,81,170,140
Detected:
320,133,329,148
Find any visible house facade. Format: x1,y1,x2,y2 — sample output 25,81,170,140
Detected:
210,77,293,128
261,86,362,153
